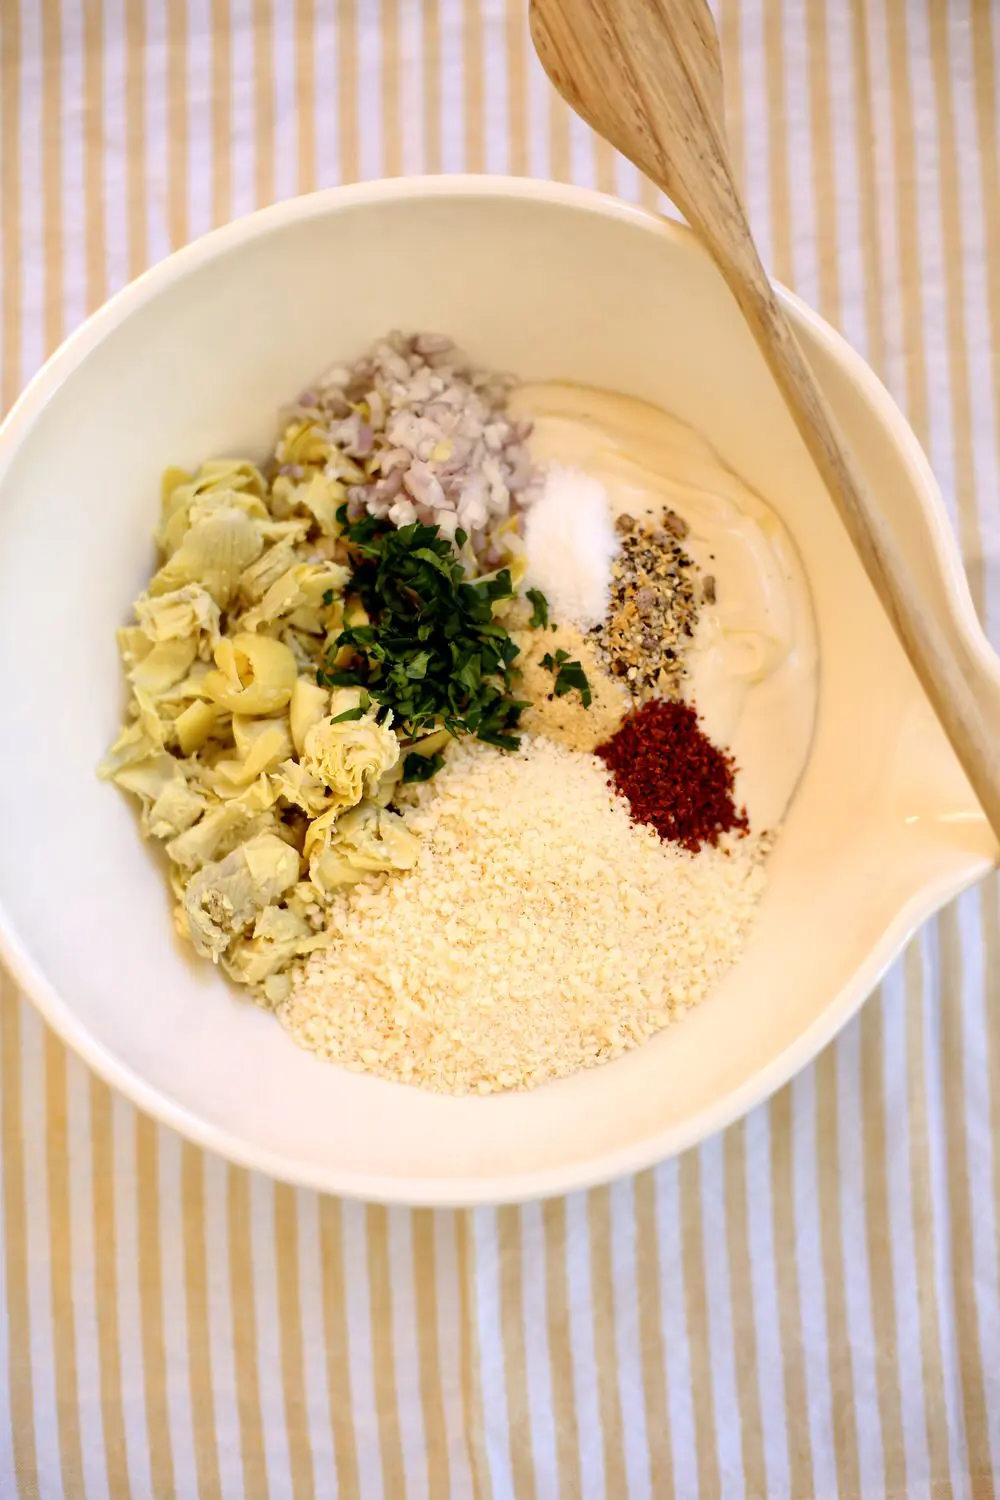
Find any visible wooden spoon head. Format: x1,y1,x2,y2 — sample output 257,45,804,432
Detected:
529,0,729,223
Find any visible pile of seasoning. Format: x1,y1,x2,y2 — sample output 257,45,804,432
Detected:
594,509,700,701
596,699,749,852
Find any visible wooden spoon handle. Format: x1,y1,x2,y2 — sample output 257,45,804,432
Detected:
713,223,1000,833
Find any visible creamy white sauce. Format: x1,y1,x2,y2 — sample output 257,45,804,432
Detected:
509,383,818,828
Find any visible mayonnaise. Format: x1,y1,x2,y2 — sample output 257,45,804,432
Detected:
509,382,818,828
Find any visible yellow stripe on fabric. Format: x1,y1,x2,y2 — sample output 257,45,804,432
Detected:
633,1172,674,1500
926,0,983,601
274,1185,316,1500
763,0,794,284
678,1153,721,1500
337,0,358,183
858,1000,909,1497
970,2,1000,454
548,82,571,185
980,878,1000,1362
541,1196,582,1500
90,1078,130,1497
722,1125,767,1500
847,0,887,377
804,0,840,325
228,1168,270,1500
181,1145,223,1500
587,1187,629,1499
463,0,484,173
125,0,147,276
136,1116,176,1500
167,0,188,248
296,0,317,193
381,0,401,177
903,941,952,1484
769,1087,815,1496
505,0,528,176
0,0,21,416
938,908,996,1493
814,1048,863,1500
82,0,106,309
422,0,441,173
497,1207,537,1500
411,1211,451,1497
365,1205,407,1500
883,0,928,441
318,1196,361,1500
456,1213,493,1500
254,0,276,207
0,982,39,1495
211,0,232,225
45,1033,86,1500
41,0,63,354
593,136,616,195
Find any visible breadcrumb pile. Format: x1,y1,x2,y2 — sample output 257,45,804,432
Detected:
279,737,768,1094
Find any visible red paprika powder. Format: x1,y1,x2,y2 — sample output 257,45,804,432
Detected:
595,699,749,852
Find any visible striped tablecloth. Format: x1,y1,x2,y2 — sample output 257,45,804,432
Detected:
2,1,999,1496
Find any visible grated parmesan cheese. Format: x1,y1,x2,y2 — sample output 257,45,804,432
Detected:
280,737,769,1094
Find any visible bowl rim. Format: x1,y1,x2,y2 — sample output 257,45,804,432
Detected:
0,173,995,1205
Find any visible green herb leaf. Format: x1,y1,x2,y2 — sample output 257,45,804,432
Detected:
329,705,367,724
552,658,592,708
526,588,549,630
402,750,445,783
320,514,527,752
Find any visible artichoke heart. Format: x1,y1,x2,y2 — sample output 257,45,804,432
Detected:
306,801,420,893
203,632,298,715
149,504,264,607
183,833,300,962
301,687,399,815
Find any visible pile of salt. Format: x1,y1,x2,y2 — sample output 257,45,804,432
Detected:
522,464,617,628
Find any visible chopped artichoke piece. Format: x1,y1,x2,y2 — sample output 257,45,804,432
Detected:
306,801,420,894
204,716,293,792
174,698,221,755
166,803,276,872
149,504,264,607
146,777,206,840
273,757,331,817
133,584,221,649
129,636,198,696
289,677,329,756
300,687,399,815
221,904,323,989
117,625,154,671
296,472,345,536
203,632,298,715
238,560,349,634
158,459,268,555
183,833,300,962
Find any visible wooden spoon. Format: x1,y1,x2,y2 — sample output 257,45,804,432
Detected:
530,0,1000,840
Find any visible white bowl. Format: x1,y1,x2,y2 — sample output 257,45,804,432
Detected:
1,177,997,1205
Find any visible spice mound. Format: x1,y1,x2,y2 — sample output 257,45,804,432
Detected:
596,699,749,852
280,738,767,1095
595,509,699,700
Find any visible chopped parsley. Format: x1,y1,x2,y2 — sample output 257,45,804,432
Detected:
402,750,446,783
526,588,549,630
317,507,530,759
540,648,592,708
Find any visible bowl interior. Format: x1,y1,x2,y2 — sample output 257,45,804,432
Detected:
0,181,994,1202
